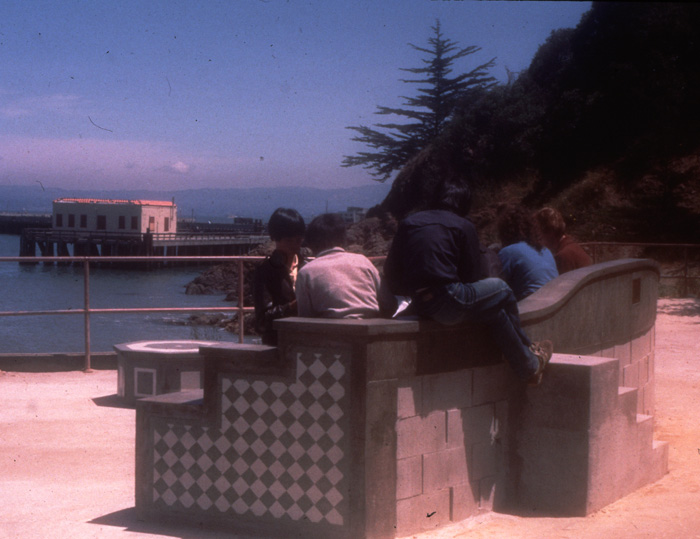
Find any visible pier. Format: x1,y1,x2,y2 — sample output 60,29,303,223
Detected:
19,228,268,260
0,212,52,234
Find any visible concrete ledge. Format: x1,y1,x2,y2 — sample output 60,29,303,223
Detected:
519,258,660,322
199,342,286,376
135,389,206,422
138,388,204,405
518,258,661,320
521,258,659,355
275,316,419,336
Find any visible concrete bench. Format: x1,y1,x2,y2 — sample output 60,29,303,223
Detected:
114,340,218,406
134,258,667,537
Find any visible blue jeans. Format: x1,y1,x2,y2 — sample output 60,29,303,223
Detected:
415,278,539,380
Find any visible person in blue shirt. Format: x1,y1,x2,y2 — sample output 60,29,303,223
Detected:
497,205,558,301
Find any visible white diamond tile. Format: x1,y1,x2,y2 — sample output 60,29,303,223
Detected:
306,506,323,523
180,472,195,490
180,492,195,508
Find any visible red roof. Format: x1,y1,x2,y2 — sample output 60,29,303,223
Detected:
54,198,174,207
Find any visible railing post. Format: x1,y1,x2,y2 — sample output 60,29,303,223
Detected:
83,258,92,372
238,259,245,344
683,246,689,298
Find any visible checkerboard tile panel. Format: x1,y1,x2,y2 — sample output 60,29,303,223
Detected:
152,349,350,526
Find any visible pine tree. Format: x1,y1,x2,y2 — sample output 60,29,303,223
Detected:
342,20,496,182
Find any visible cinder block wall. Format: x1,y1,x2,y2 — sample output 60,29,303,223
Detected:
394,364,511,535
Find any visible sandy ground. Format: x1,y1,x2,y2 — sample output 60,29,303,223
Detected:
1,298,699,539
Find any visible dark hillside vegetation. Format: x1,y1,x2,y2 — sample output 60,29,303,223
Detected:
379,2,700,243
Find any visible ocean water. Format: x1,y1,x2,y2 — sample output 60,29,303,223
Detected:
0,234,239,353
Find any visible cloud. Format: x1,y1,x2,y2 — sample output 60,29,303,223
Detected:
169,161,191,174
0,134,367,190
0,135,205,189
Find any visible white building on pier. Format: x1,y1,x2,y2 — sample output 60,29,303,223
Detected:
52,198,177,234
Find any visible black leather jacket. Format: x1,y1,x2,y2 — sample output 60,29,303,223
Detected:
253,249,308,345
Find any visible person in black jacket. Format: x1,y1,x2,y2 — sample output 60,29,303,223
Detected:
253,208,307,345
384,181,553,385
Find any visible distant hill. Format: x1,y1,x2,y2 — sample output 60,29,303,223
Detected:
0,183,391,223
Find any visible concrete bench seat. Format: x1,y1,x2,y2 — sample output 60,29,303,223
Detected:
114,340,218,406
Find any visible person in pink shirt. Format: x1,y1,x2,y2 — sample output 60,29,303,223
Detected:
296,213,394,319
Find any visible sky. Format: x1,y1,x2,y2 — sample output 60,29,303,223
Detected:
0,0,591,192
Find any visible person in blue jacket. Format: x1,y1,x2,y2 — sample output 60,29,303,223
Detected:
497,205,558,301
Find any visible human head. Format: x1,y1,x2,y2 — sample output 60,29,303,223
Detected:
305,213,347,254
268,207,306,242
497,205,543,250
535,207,566,249
431,180,473,216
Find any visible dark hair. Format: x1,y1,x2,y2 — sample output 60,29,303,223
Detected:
535,207,566,238
497,205,544,251
268,208,305,241
305,213,346,253
431,180,472,216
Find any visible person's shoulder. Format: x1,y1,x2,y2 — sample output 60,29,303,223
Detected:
404,209,471,228
254,254,275,274
499,242,522,254
500,242,537,259
559,237,585,254
344,250,374,263
541,247,557,263
304,248,354,265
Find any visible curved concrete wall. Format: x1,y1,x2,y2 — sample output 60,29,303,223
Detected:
521,258,658,354
521,258,659,417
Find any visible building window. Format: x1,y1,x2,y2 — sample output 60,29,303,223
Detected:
164,217,170,232
97,215,107,230
55,214,63,227
118,216,126,230
131,216,138,230
80,215,87,228
148,216,155,231
68,214,75,227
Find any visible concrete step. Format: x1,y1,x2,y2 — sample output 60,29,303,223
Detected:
618,386,638,421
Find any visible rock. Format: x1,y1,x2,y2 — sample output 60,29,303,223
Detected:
185,282,209,295
187,313,228,326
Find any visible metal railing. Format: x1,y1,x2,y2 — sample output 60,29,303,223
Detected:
1,244,697,372
0,255,263,371
22,228,268,243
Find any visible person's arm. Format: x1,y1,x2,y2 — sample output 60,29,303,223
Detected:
253,262,298,333
376,272,398,316
459,220,484,283
252,264,270,333
498,247,513,284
